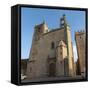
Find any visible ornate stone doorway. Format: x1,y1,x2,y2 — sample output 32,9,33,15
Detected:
49,63,56,76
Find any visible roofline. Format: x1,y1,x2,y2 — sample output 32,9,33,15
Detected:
21,59,29,61
43,27,64,36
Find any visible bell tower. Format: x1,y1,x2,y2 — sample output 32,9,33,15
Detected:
60,14,67,28
60,14,75,76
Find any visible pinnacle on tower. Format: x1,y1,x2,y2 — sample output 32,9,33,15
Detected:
42,19,45,24
60,14,67,28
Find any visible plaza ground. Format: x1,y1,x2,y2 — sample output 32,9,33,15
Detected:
21,75,85,83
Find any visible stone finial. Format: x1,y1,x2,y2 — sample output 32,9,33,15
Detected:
58,40,66,47
60,14,68,28
42,19,45,24
63,14,66,18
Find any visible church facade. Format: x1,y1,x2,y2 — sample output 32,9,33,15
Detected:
26,15,75,79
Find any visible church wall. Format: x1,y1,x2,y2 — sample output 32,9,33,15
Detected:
28,28,67,78
27,61,36,79
56,61,65,76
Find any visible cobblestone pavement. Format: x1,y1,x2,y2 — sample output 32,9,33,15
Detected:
21,75,84,83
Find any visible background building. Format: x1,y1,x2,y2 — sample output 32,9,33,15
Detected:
75,31,86,77
21,59,28,79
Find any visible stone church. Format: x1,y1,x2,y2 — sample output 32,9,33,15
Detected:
26,15,75,79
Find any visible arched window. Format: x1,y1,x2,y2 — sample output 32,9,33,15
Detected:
51,42,55,49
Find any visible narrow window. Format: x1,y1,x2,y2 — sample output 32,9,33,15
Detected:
51,42,54,49
60,52,62,55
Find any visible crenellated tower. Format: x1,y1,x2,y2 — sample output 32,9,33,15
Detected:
75,31,86,77
34,21,48,41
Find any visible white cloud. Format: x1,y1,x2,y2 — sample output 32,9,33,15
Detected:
73,45,78,62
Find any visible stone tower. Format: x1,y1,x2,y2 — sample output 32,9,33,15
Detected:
34,21,48,41
56,40,68,76
60,14,74,76
75,31,86,77
29,21,49,61
27,21,49,78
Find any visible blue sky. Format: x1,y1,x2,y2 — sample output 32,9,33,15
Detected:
21,7,85,61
